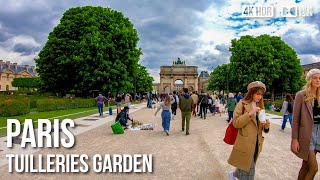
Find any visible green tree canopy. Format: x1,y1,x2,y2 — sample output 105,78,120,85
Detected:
207,64,230,92
11,77,40,89
134,64,154,93
35,6,142,96
228,34,304,100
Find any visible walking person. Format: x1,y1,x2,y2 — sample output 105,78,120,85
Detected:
125,93,132,108
116,93,122,114
95,93,108,116
191,91,198,116
171,91,179,120
198,91,208,119
228,81,270,180
179,88,194,135
208,93,214,113
154,94,175,136
213,96,222,116
226,93,237,123
291,69,320,180
280,93,294,130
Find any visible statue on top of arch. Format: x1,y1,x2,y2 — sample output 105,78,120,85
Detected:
173,57,185,65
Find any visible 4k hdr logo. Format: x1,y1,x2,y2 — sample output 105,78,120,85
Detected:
242,5,313,18
279,5,313,17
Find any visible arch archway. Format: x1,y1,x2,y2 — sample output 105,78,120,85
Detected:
164,86,170,93
159,61,199,94
174,79,184,91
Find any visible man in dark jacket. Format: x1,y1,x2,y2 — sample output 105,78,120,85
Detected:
197,91,208,119
179,88,194,135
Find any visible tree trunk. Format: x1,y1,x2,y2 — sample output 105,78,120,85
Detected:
271,87,275,102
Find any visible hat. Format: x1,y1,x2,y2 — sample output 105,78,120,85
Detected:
306,69,320,81
124,106,130,110
247,81,266,92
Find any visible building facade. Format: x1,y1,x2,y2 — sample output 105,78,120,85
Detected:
302,62,320,78
153,58,209,94
0,60,37,91
198,71,210,93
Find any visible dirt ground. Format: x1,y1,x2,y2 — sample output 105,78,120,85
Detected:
0,104,319,180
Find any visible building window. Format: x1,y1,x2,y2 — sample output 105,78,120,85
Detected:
6,85,9,91
0,85,1,91
7,74,9,81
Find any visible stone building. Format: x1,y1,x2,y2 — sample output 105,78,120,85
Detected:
153,58,209,94
0,60,37,91
198,71,210,93
302,62,320,78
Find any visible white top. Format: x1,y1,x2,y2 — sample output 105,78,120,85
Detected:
251,102,257,116
154,99,175,116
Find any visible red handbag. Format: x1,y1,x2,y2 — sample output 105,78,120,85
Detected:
223,121,238,145
223,102,244,145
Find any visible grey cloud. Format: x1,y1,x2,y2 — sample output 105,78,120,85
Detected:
216,44,230,53
13,43,40,55
281,13,320,55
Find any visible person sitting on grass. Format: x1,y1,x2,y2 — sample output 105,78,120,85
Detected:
115,106,132,129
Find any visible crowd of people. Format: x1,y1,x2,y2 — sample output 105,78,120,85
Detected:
93,68,320,179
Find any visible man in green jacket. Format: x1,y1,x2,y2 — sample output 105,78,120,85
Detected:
179,88,194,135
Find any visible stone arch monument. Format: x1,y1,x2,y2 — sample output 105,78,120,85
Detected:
159,58,198,93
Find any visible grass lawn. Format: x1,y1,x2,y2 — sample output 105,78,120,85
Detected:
0,101,142,137
0,107,102,137
265,109,282,116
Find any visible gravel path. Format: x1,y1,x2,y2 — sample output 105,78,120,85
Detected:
0,103,319,180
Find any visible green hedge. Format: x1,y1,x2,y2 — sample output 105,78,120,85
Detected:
274,100,284,109
37,98,96,112
264,102,272,109
0,98,30,117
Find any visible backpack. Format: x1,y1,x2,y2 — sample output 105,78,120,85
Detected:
287,102,293,114
172,95,178,109
200,95,208,105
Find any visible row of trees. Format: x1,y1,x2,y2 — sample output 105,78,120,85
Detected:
33,6,153,96
207,34,305,101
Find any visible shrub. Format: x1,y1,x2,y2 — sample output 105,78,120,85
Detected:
37,98,96,112
0,98,30,117
274,100,284,111
264,102,272,109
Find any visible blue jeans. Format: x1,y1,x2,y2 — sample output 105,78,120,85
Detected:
161,110,171,131
228,111,234,122
208,105,214,113
148,99,153,108
199,104,207,118
282,114,292,130
97,103,103,116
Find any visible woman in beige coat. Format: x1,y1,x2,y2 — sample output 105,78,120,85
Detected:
291,69,320,180
228,81,270,180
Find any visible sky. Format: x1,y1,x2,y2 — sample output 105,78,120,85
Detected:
0,0,319,83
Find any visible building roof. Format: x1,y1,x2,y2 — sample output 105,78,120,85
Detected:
199,71,210,78
0,61,37,76
302,62,320,70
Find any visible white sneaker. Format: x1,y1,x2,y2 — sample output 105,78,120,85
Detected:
228,171,236,180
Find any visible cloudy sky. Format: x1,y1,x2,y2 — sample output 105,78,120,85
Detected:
0,0,319,82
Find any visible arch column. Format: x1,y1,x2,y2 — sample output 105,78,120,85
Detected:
170,76,174,93
184,77,188,89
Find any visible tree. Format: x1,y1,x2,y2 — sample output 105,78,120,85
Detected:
35,6,142,96
11,77,40,91
228,34,304,101
207,64,230,92
134,64,154,94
